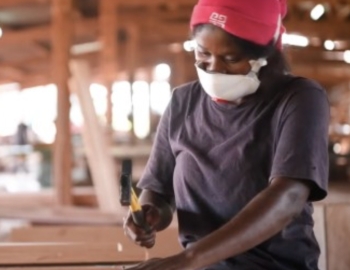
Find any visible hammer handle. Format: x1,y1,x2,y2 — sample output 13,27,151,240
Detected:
130,189,152,234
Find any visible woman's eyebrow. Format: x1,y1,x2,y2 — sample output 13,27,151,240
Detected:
197,43,239,55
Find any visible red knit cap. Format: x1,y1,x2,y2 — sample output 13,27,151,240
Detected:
190,0,287,49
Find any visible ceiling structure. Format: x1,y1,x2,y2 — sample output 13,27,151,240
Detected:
0,0,349,90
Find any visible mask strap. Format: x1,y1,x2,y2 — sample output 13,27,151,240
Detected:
249,58,268,73
273,15,282,44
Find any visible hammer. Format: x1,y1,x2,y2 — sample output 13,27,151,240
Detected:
120,159,152,233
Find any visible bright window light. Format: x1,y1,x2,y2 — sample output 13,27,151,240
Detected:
132,81,150,139
32,121,56,144
344,50,350,64
333,143,341,154
324,40,335,51
150,81,171,115
21,84,57,143
112,81,132,132
343,124,350,135
310,4,325,20
154,64,171,81
89,83,107,117
70,94,84,128
0,83,62,143
0,83,20,92
282,34,309,47
0,90,21,136
0,27,2,38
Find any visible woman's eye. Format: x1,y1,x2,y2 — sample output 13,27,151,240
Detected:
197,51,210,57
224,56,240,63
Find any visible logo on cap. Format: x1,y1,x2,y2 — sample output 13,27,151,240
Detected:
209,12,227,28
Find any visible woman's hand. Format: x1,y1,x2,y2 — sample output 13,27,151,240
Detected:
126,253,195,270
123,204,161,249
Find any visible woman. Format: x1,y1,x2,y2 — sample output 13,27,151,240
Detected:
124,0,329,269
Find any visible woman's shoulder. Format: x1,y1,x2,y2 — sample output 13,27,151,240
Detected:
276,75,329,116
169,80,204,112
272,75,328,107
172,80,202,98
282,75,327,98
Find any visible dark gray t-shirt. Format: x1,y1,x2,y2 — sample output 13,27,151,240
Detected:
138,76,329,270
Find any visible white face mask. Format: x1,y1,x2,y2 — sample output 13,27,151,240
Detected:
195,58,268,102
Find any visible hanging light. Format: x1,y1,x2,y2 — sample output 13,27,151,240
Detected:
310,4,325,21
282,34,309,47
344,50,350,64
324,40,335,51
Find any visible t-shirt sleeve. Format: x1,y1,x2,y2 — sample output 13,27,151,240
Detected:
270,81,330,201
137,99,175,197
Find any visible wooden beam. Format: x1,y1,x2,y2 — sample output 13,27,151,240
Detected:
51,0,73,206
0,15,189,48
289,0,350,4
69,60,123,213
284,17,350,40
99,0,119,135
118,0,196,7
326,204,350,270
291,62,350,85
0,64,26,82
0,19,97,47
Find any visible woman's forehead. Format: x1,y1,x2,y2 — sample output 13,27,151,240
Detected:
194,25,242,53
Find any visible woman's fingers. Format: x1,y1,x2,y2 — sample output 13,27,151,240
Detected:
123,204,161,248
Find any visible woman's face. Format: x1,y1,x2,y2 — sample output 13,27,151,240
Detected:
193,25,252,75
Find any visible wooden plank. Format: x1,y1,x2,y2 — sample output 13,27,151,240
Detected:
0,187,97,209
2,266,131,270
0,0,50,8
0,242,144,266
69,60,122,213
0,207,123,225
315,182,350,206
325,204,350,270
9,225,182,258
312,205,327,270
9,226,128,243
51,0,73,206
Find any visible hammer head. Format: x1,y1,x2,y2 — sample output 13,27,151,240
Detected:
119,159,132,206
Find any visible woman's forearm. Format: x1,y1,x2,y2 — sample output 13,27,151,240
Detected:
140,189,175,231
184,177,311,270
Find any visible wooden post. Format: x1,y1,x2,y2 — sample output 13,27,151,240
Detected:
99,0,119,139
172,51,186,88
125,25,139,143
51,0,73,206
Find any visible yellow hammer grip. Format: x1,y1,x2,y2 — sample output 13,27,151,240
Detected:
130,188,142,212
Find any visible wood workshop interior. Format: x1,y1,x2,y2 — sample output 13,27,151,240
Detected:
0,0,349,269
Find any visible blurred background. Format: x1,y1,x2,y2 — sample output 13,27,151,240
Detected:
0,0,349,194
0,1,349,269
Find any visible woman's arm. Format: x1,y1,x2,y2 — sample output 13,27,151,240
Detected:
140,189,175,231
184,177,310,269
